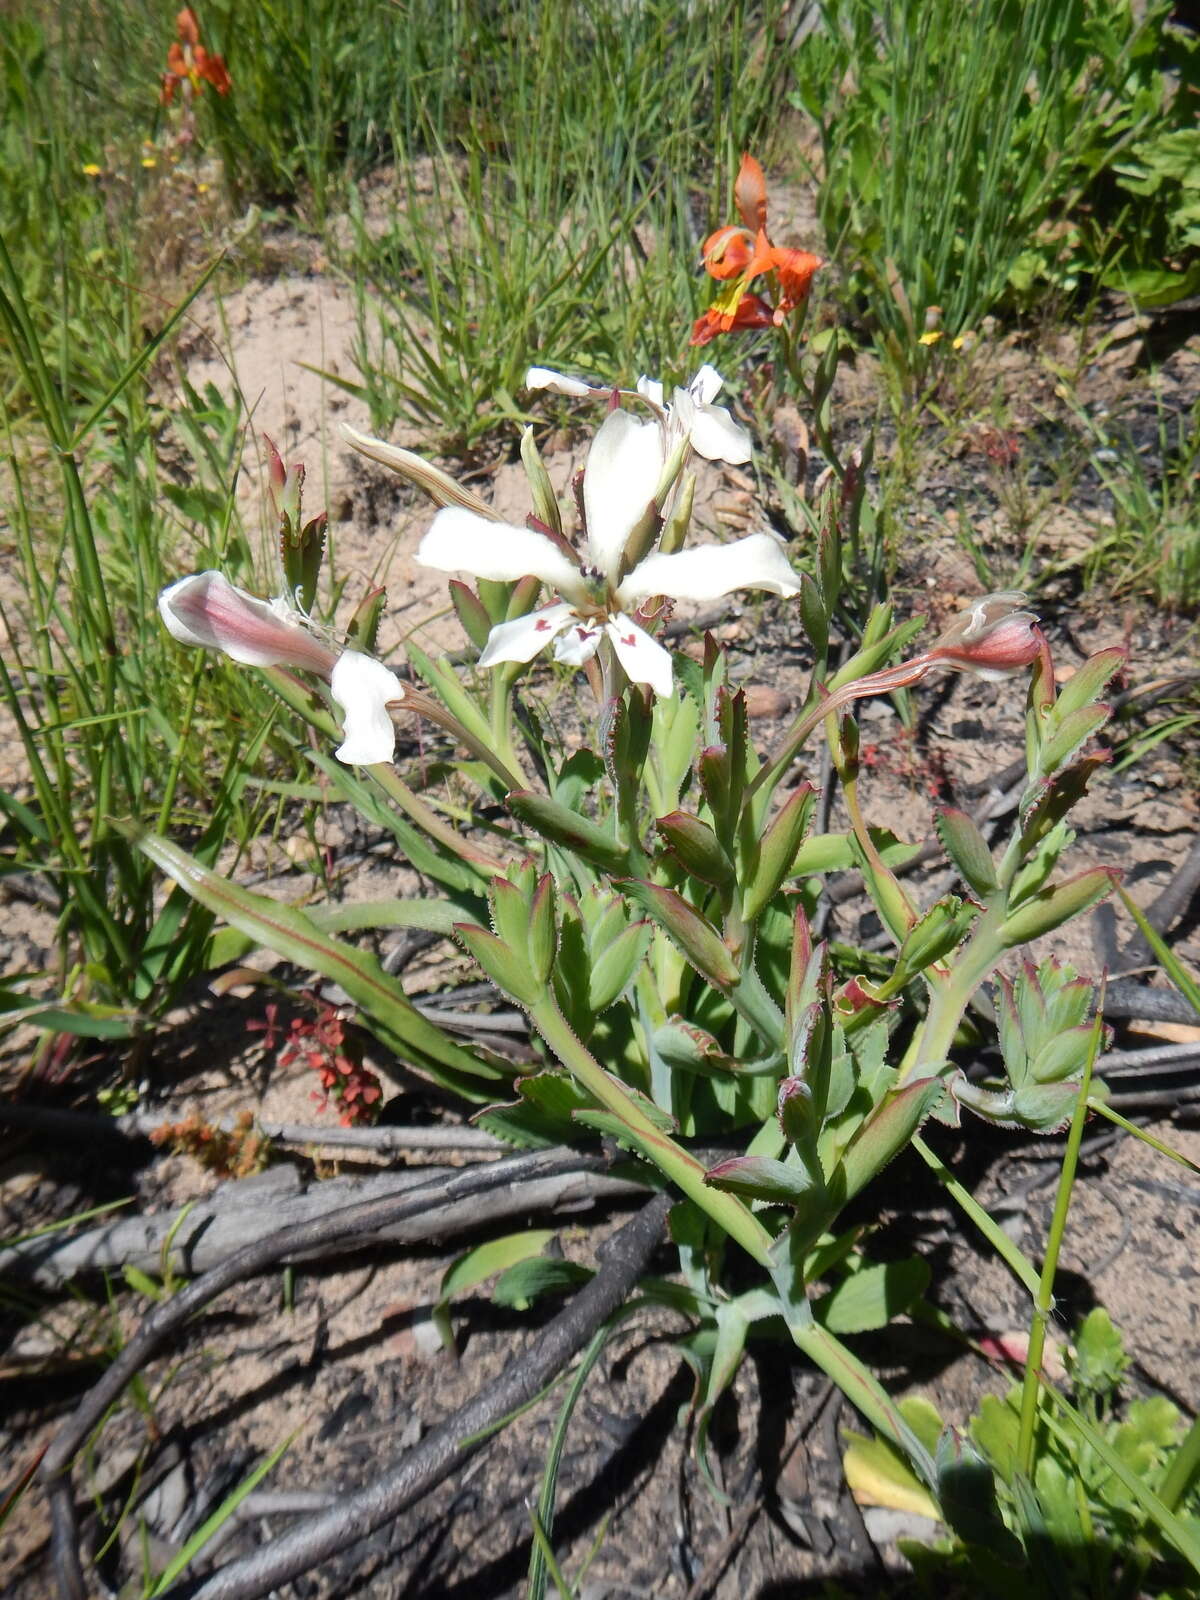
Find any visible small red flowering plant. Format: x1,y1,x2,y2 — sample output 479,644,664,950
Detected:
276,992,383,1126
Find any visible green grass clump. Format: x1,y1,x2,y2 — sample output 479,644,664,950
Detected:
793,0,1199,369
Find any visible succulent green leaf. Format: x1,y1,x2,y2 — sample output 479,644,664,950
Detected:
345,585,385,654
588,918,652,1012
618,879,740,988
527,874,558,987
799,571,828,660
1036,704,1110,780
455,921,543,1006
1050,648,1126,724
935,808,998,898
655,810,734,887
703,1154,819,1204
507,790,628,871
896,895,976,976
134,831,503,1093
1000,868,1119,946
448,580,494,652
742,784,816,922
651,1019,735,1078
837,1076,945,1202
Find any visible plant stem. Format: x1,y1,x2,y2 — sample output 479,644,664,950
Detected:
1016,1012,1102,1477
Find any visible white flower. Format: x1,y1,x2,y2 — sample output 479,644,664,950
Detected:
159,571,405,766
418,409,799,698
526,363,752,465
636,364,752,464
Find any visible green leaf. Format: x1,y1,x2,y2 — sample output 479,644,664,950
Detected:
1050,648,1126,724
434,1230,557,1351
1000,868,1119,946
507,790,628,871
815,1257,930,1334
703,1154,818,1204
455,922,543,1007
935,808,998,898
1067,1308,1128,1399
1036,705,1110,779
618,880,740,988
134,831,503,1094
742,783,816,922
588,918,651,1012
837,1076,945,1201
896,896,976,976
493,1255,592,1310
655,810,733,888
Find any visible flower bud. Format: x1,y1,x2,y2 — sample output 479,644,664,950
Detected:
928,592,1042,681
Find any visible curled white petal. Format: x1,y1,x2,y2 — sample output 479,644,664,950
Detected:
331,651,405,765
606,615,674,698
686,400,752,464
636,374,665,408
478,603,575,668
158,571,335,674
419,507,584,598
525,366,595,397
688,365,725,407
619,533,801,607
553,619,604,667
582,409,665,578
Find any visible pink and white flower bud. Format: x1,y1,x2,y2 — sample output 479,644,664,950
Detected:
927,592,1043,681
159,571,338,674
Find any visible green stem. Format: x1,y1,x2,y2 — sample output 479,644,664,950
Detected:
913,1135,1040,1296
1016,1012,1102,1477
1160,1413,1200,1514
528,994,774,1267
898,909,1005,1083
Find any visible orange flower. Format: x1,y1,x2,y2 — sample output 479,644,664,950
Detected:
690,154,822,346
161,7,231,106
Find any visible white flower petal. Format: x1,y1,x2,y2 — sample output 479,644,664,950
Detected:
419,507,583,598
582,409,666,579
158,571,335,674
478,603,575,668
687,401,752,465
331,651,405,765
606,615,674,698
618,534,801,607
553,619,604,667
636,374,665,408
688,365,725,407
525,366,595,397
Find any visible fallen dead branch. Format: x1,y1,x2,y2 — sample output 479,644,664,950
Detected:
3,1147,641,1290
44,1184,670,1600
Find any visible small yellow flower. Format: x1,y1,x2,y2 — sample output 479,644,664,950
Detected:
918,330,943,347
197,182,210,194
142,156,158,169
81,163,103,178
